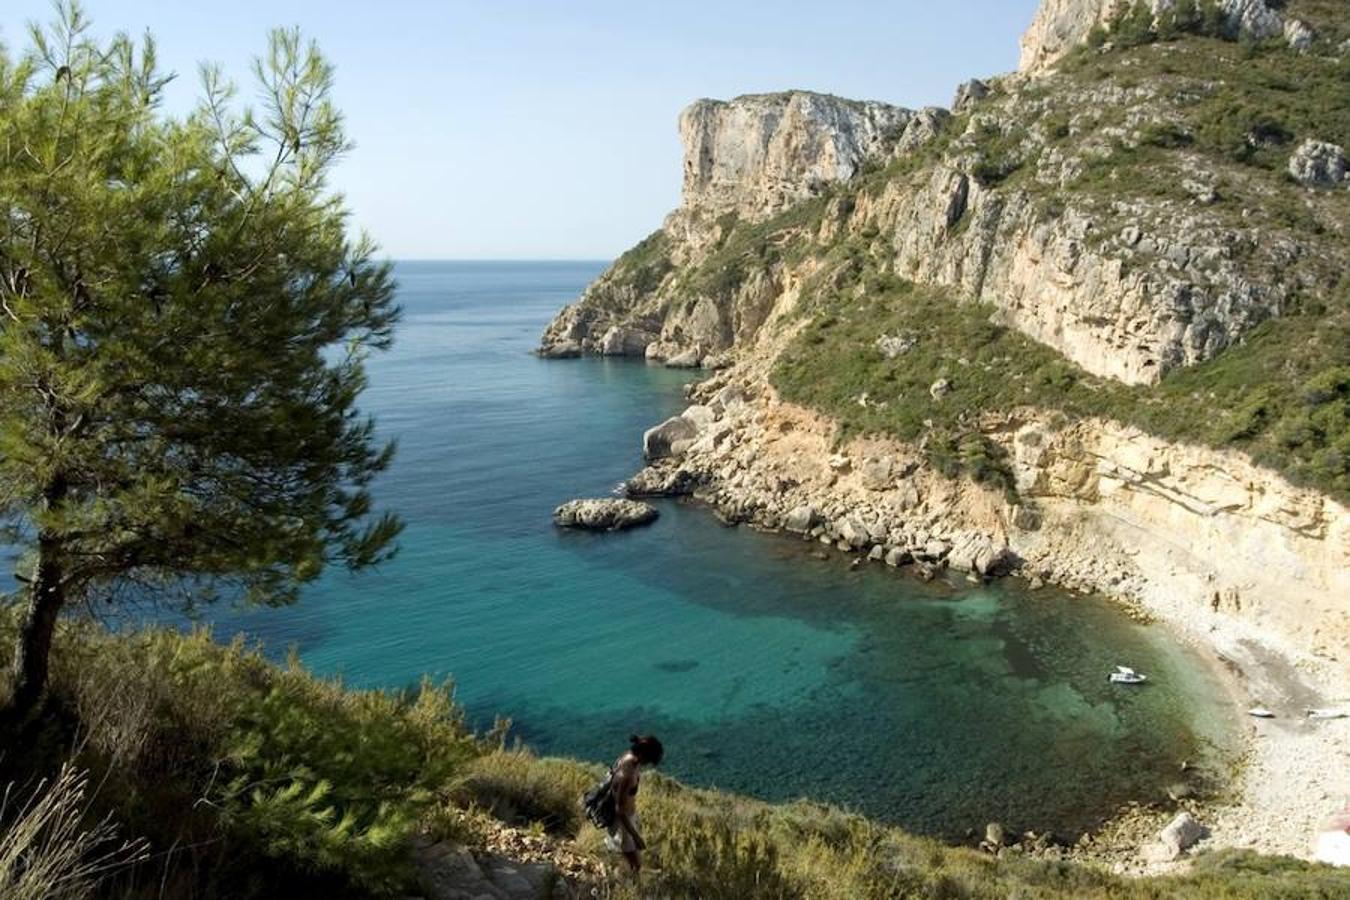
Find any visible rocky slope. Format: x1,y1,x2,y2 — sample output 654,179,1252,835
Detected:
541,14,1347,381
540,0,1350,861
1019,0,1308,74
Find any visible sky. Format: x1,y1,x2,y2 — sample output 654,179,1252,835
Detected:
2,1,1040,259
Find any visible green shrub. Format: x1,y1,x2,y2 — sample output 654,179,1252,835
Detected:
1,615,481,898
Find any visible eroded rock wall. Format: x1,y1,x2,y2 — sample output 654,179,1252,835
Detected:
845,160,1292,383
678,92,914,221
1019,0,1298,74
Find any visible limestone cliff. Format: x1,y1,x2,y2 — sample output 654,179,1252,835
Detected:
1019,0,1304,74
538,0,1350,708
678,92,916,221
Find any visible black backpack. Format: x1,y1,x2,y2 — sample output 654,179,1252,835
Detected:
581,768,616,829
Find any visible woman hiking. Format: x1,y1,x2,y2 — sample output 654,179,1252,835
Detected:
606,734,663,874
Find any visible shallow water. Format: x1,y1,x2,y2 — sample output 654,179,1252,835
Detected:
136,261,1236,837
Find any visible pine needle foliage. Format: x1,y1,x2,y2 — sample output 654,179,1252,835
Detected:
0,3,403,713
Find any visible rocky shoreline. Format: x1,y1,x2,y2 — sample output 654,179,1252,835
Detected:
617,367,1350,871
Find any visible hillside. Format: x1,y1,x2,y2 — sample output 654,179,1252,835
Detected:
4,614,1348,898
539,0,1350,869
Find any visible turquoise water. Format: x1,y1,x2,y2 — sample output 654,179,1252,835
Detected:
168,261,1235,838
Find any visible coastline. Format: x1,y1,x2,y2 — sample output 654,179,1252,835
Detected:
624,367,1350,870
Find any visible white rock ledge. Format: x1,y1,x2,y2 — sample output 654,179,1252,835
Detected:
552,498,659,531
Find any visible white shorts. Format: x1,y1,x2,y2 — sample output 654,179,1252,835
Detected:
605,813,641,853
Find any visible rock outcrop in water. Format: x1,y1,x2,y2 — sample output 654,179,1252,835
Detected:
552,498,658,531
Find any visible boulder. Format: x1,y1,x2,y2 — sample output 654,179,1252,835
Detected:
784,504,820,533
413,840,561,900
665,347,703,368
929,378,952,400
893,480,921,512
682,404,718,431
875,332,917,359
600,325,652,356
860,456,895,491
884,546,911,567
838,517,871,549
625,466,697,497
702,350,735,369
689,422,734,454
713,384,749,415
537,339,581,359
1284,18,1315,51
921,539,951,561
643,416,700,460
553,499,659,531
1159,811,1206,859
947,532,1012,576
985,822,1006,848
867,545,885,561
828,453,853,473
1289,139,1347,187
952,79,990,114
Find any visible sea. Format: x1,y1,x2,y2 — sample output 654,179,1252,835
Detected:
150,261,1238,838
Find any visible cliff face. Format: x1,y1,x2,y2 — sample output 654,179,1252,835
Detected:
539,91,948,363
541,72,1343,381
539,0,1349,694
678,92,914,221
1019,0,1301,74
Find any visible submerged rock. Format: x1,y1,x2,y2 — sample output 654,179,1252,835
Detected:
552,499,658,531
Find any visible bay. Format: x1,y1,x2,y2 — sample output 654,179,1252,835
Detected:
161,261,1238,838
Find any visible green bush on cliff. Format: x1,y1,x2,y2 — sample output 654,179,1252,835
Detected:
772,280,1350,503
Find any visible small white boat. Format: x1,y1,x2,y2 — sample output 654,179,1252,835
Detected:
1108,665,1147,685
1247,707,1276,718
1307,708,1348,720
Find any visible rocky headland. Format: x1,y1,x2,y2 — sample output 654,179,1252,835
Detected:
541,0,1349,870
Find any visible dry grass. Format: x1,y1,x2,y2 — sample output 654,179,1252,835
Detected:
0,764,148,900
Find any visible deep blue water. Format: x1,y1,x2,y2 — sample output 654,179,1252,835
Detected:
135,262,1238,837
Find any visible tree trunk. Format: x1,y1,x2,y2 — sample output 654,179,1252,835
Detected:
6,475,68,718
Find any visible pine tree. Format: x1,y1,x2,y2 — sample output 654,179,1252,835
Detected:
0,3,402,716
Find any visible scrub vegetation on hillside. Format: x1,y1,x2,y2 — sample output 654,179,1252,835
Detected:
3,616,1348,899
